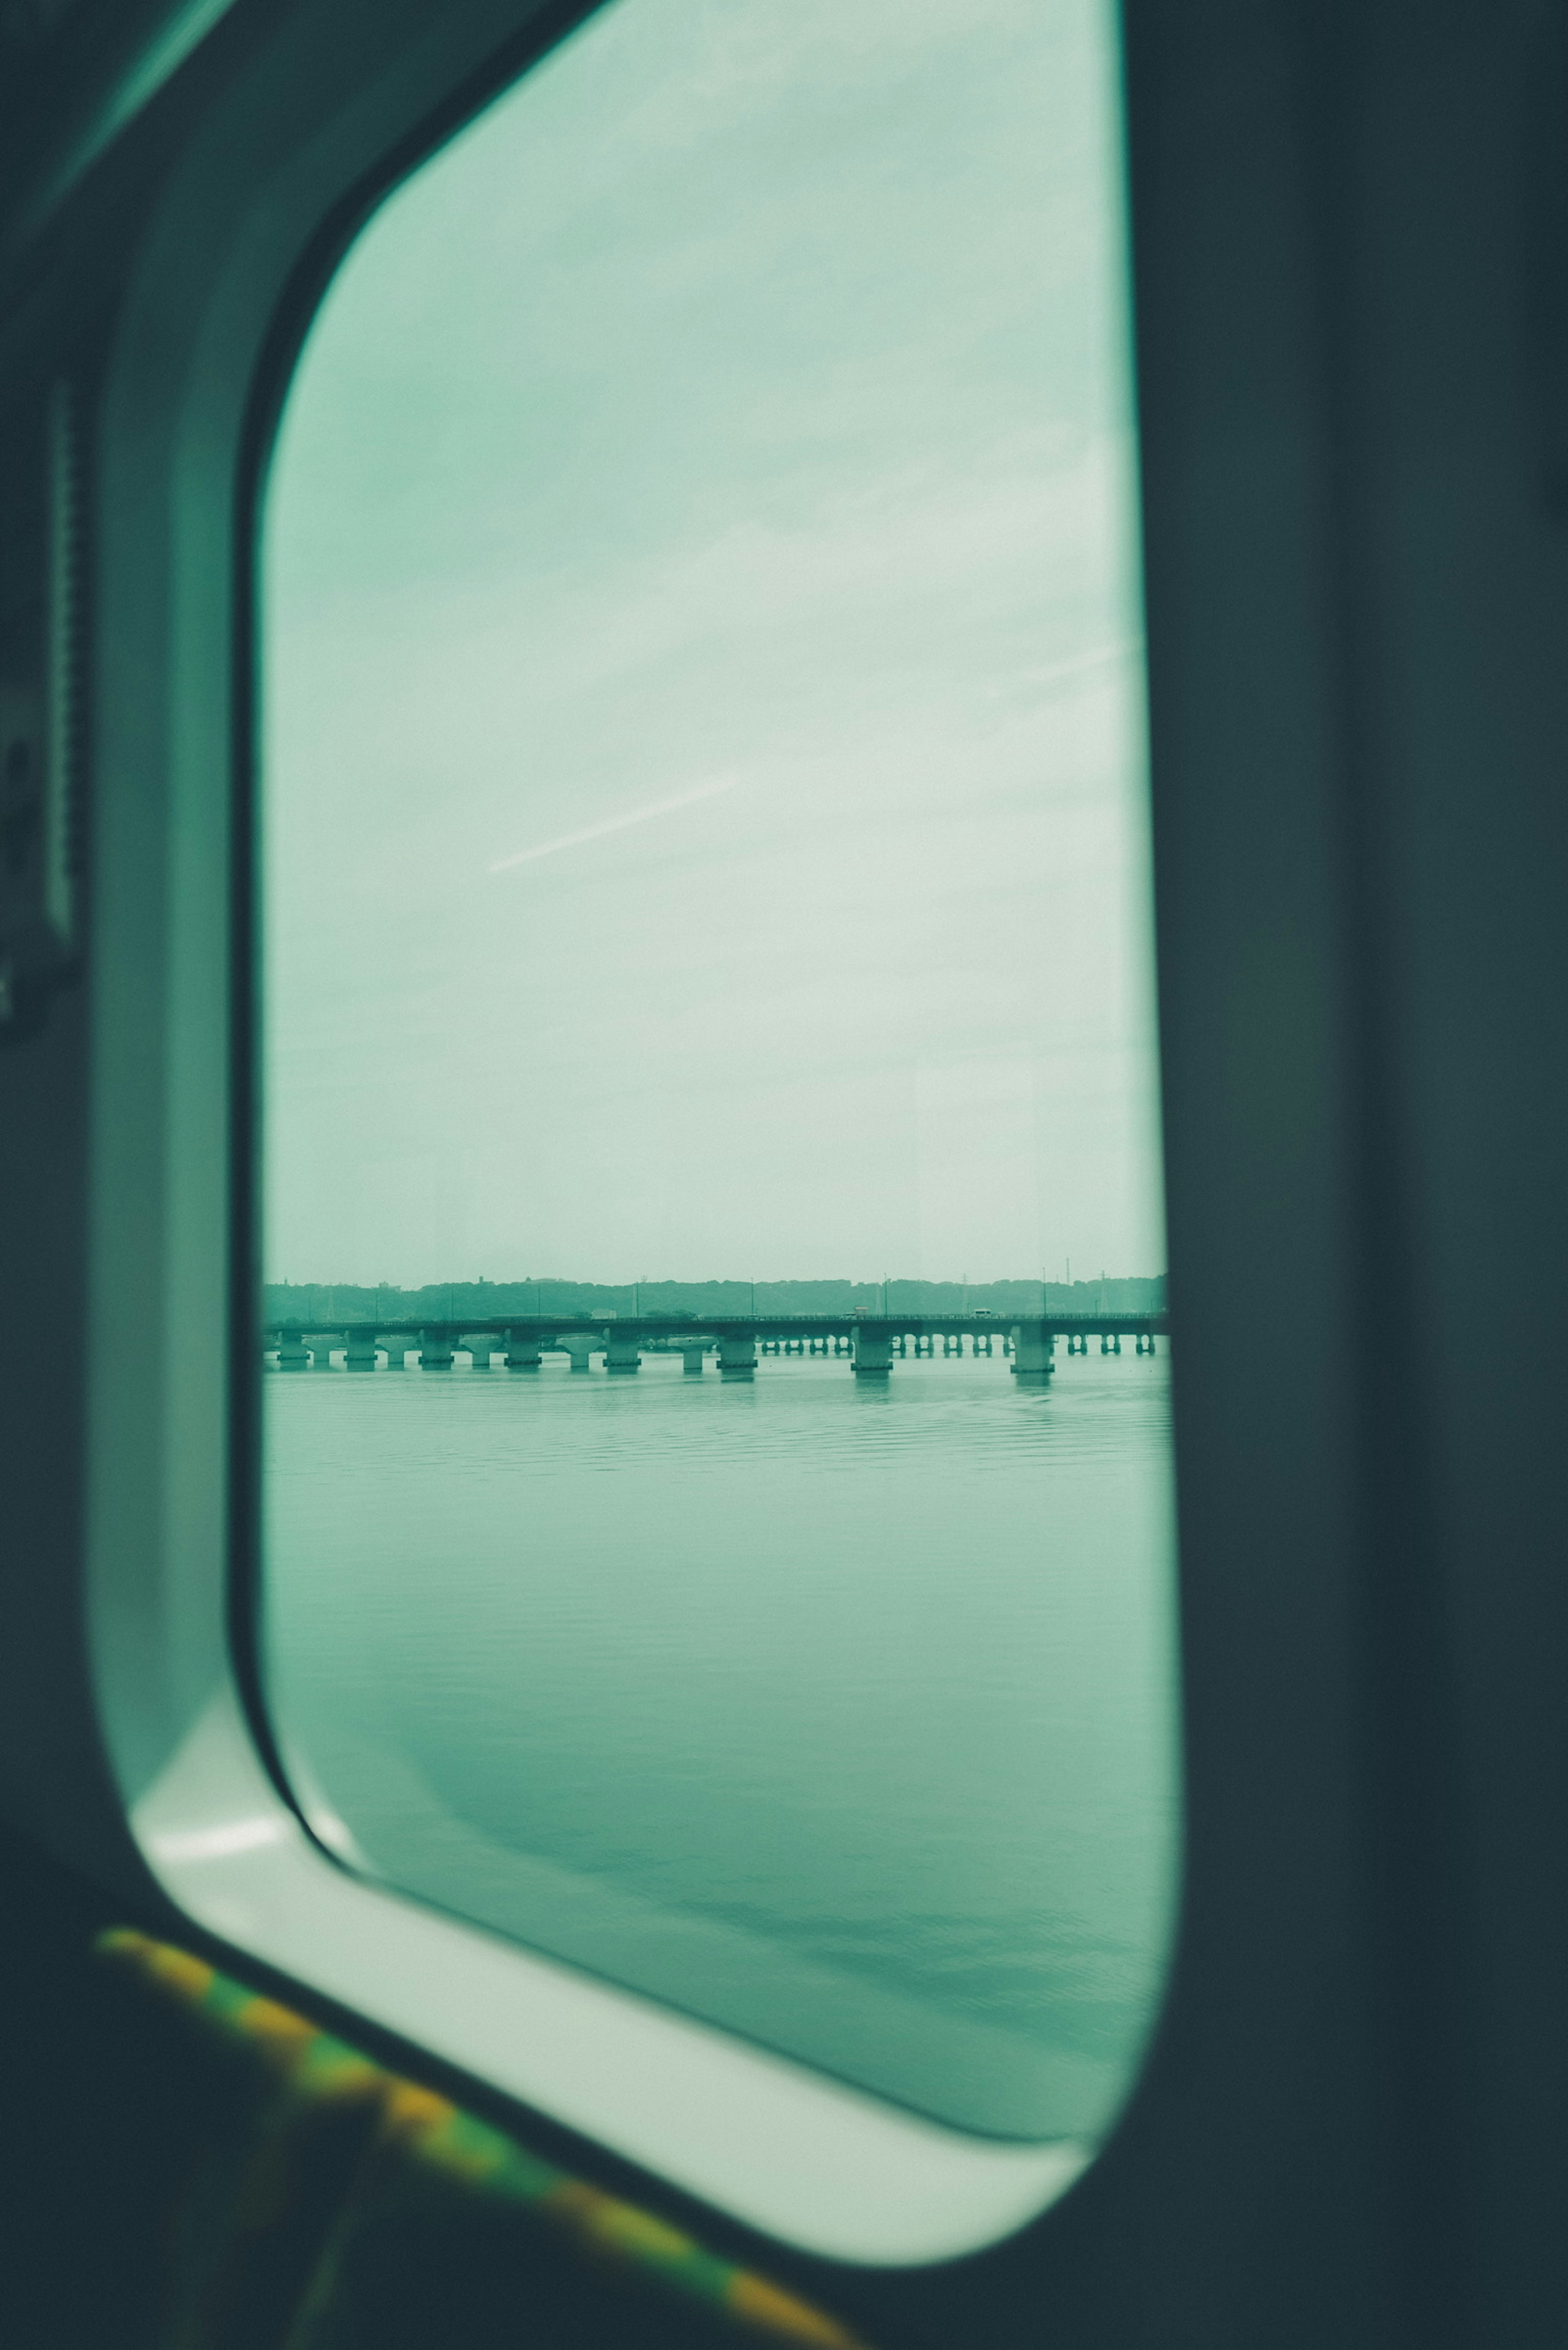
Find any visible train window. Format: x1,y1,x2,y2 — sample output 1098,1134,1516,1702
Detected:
258,0,1176,2190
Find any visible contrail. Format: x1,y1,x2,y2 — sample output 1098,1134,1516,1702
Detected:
489,773,739,873
1020,638,1143,690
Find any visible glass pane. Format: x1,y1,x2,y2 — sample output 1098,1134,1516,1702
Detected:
261,0,1178,2146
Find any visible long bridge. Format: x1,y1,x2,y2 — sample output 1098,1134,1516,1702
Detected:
263,1310,1169,1383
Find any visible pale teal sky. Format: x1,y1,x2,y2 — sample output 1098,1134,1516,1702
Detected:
263,0,1163,1288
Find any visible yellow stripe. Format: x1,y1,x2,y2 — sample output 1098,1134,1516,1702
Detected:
727,2272,872,2348
93,1929,876,2349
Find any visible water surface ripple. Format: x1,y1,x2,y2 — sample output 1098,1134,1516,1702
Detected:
264,1346,1180,2141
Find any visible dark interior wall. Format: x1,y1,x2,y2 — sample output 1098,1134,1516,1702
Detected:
0,4,1565,2348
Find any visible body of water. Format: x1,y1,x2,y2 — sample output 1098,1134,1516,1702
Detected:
262,1344,1180,2143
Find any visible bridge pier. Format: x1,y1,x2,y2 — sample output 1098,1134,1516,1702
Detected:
852,1326,892,1378
276,1330,309,1371
559,1336,596,1373
604,1331,641,1374
505,1330,542,1370
1010,1321,1054,1382
463,1334,498,1368
381,1335,411,1368
310,1334,339,1370
420,1329,455,1370
344,1328,379,1372
718,1333,757,1380
680,1343,707,1375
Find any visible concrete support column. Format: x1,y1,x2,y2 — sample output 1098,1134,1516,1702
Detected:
852,1325,892,1378
276,1330,309,1371
1011,1321,1054,1382
718,1332,757,1380
605,1331,641,1374
344,1328,379,1372
381,1335,411,1368
561,1335,595,1373
464,1334,497,1368
309,1334,339,1370
421,1329,455,1370
505,1330,542,1370
680,1345,707,1375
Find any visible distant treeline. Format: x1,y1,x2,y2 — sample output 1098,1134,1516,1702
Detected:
264,1274,1167,1324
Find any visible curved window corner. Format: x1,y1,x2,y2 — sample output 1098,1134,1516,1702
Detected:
238,0,1180,2258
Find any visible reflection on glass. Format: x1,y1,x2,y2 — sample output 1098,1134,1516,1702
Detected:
261,0,1178,2144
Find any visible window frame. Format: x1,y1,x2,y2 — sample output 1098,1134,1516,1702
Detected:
75,0,1161,2273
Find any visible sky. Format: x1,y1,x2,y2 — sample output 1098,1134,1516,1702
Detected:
261,0,1164,1289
